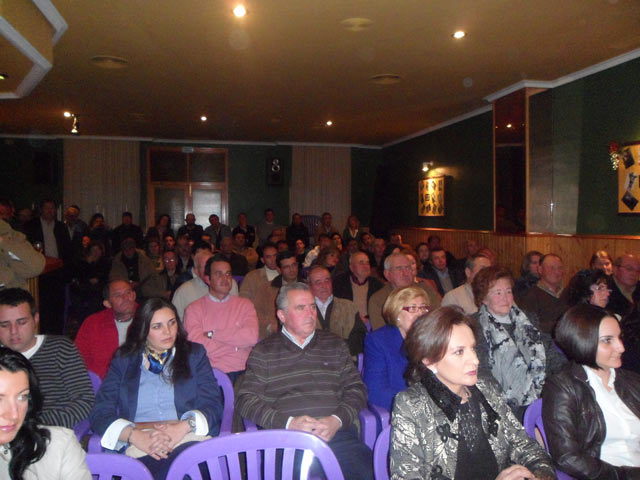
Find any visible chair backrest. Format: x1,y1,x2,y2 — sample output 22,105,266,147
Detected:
373,424,391,480
233,275,244,287
88,370,102,393
212,367,234,435
85,453,154,480
166,429,345,480
357,353,364,374
523,399,576,480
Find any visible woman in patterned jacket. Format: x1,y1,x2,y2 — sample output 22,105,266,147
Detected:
390,306,555,480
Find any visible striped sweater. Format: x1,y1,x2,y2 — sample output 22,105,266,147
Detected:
29,335,95,428
236,329,366,429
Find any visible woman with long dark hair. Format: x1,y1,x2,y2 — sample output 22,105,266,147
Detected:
0,347,91,479
89,298,223,480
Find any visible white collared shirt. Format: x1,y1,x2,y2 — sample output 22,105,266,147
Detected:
281,325,315,349
315,295,333,319
584,366,640,467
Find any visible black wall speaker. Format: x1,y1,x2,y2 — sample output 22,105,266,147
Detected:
266,157,283,185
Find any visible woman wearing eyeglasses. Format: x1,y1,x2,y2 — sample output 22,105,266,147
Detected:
562,269,611,309
363,286,431,411
472,266,565,421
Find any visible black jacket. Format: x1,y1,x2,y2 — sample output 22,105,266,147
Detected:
541,362,640,480
420,264,465,297
332,271,383,305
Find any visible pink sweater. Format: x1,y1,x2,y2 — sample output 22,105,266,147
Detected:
184,294,259,373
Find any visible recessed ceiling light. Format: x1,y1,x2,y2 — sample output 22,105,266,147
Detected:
506,123,513,128
63,111,72,118
371,73,402,85
200,115,207,122
233,5,247,17
90,55,129,69
341,17,373,32
453,30,466,39
326,120,333,127
0,73,7,80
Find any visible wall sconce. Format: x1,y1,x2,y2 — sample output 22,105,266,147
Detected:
64,111,79,134
422,161,434,172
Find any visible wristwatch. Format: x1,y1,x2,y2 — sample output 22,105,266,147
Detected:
187,417,196,433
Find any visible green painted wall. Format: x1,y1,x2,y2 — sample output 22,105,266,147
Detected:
0,138,64,210
570,58,640,234
351,147,382,227
375,112,494,234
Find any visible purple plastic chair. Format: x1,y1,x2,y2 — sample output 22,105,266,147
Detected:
357,353,364,374
523,399,576,480
165,429,345,480
73,370,103,441
213,367,234,435
373,424,391,480
85,452,154,480
243,407,381,450
233,275,245,287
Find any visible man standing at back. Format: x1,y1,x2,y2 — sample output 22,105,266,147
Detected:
237,283,373,480
184,256,259,382
75,280,137,378
0,288,94,428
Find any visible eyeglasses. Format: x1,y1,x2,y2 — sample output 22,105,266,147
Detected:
390,265,412,272
402,305,430,314
591,284,611,292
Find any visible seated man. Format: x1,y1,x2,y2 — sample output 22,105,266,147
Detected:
109,237,164,300
441,253,491,314
0,288,95,428
184,256,259,382
421,246,465,296
175,234,194,272
232,231,258,270
111,211,144,253
239,243,280,338
177,212,204,243
172,249,212,320
333,251,383,320
517,253,567,334
237,283,373,480
608,253,640,317
219,236,249,276
75,280,137,378
308,265,367,356
368,253,441,330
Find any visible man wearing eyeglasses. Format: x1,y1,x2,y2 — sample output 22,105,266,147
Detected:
367,253,441,330
308,265,367,356
609,254,640,317
184,256,258,382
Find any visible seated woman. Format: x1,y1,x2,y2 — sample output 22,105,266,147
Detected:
561,269,610,309
364,286,431,411
0,347,91,480
542,304,640,479
70,240,111,321
390,307,555,480
472,266,564,420
590,250,614,276
513,250,542,299
90,298,223,480
313,245,346,278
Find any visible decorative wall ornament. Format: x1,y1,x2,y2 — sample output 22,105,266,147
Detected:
617,142,640,213
419,176,445,217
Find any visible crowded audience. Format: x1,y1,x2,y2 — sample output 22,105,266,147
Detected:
3,199,640,479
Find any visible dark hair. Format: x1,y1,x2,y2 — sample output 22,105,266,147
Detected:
122,212,132,219
471,266,514,307
0,347,50,480
156,214,171,226
464,253,490,272
89,213,104,229
555,304,611,369
317,233,331,242
315,246,340,267
276,240,289,250
521,250,543,276
39,198,56,210
191,240,212,255
404,306,476,384
0,288,37,316
261,242,277,255
429,246,445,257
264,208,274,215
276,250,295,268
562,269,609,307
118,298,191,383
204,255,231,277
415,242,429,251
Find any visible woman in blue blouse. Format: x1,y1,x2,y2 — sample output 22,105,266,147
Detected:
364,285,431,411
90,298,223,480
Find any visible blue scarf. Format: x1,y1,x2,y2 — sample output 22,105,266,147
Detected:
145,346,173,374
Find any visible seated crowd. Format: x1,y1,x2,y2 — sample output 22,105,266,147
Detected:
2,197,640,479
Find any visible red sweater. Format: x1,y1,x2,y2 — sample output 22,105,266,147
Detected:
75,308,132,378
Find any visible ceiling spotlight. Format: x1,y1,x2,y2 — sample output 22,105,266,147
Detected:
506,123,513,129
326,120,333,127
64,111,72,118
200,115,207,122
233,4,247,17
422,161,434,172
0,73,7,80
452,30,466,39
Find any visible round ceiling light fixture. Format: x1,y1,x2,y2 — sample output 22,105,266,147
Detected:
371,73,402,85
341,17,373,32
326,120,333,127
233,4,247,17
90,55,129,69
200,115,208,122
453,30,466,39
